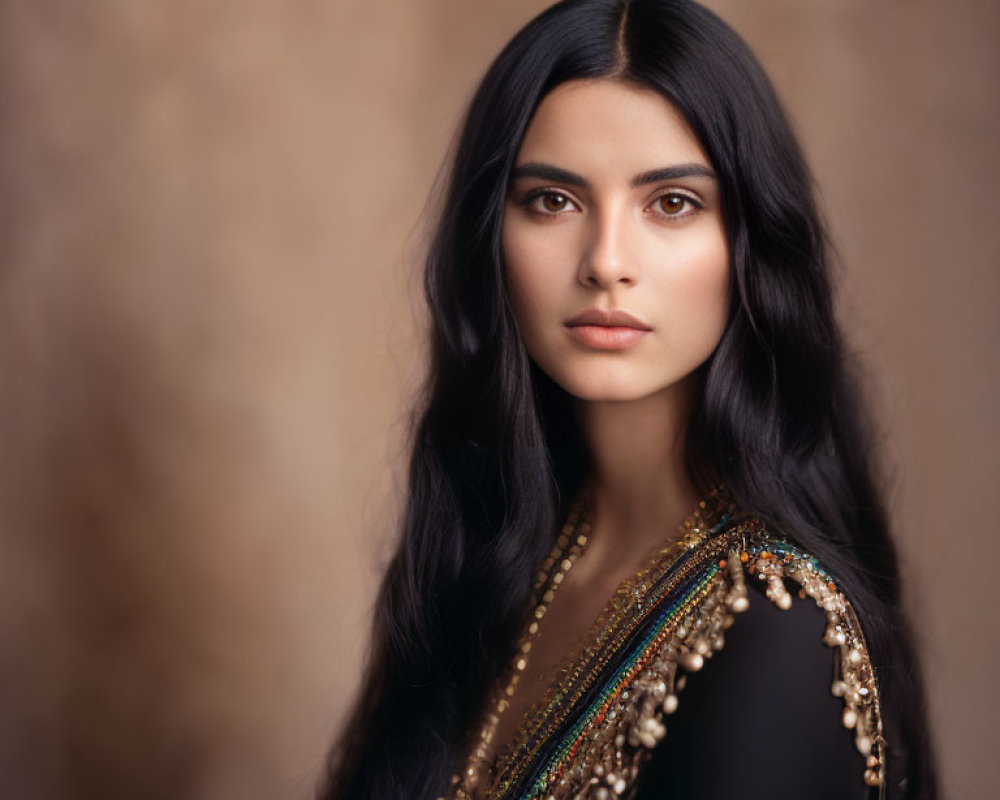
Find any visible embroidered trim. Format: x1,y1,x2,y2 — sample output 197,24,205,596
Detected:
447,507,885,800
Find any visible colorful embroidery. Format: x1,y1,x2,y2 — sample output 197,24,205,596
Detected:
446,495,885,800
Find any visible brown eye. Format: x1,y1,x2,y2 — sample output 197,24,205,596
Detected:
539,192,570,213
658,193,689,214
521,189,579,216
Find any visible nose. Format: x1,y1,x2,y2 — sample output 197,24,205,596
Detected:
577,205,637,289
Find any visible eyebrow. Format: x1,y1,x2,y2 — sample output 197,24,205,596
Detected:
509,161,717,189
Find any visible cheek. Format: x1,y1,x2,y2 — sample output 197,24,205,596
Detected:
501,236,534,320
694,240,731,327
501,214,570,330
657,231,731,348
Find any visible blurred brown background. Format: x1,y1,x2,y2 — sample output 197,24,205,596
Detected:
0,1,995,798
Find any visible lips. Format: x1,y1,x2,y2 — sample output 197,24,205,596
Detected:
565,309,651,350
566,309,652,330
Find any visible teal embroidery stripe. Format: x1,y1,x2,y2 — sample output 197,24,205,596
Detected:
525,564,721,798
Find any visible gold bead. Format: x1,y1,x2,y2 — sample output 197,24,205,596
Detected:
681,652,704,671
824,627,847,647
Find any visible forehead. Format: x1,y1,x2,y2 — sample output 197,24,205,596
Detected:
514,79,711,172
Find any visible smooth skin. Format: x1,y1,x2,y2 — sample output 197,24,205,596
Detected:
487,79,732,765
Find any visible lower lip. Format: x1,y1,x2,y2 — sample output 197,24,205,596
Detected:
566,325,649,350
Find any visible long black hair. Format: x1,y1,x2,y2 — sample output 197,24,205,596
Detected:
322,2,936,798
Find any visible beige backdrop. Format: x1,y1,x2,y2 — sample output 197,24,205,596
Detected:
0,1,996,798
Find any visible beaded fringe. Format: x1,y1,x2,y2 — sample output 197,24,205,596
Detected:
447,507,885,800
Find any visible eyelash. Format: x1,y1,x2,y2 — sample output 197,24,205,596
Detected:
520,189,704,220
649,192,705,218
521,190,579,216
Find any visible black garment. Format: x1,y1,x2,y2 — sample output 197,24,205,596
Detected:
635,582,871,800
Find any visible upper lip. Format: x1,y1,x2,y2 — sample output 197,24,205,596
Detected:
566,309,652,330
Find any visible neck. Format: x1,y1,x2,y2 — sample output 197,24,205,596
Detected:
576,378,701,567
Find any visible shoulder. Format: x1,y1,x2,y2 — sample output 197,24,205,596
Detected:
634,527,879,800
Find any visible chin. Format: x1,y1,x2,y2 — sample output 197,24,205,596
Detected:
549,372,667,404
539,358,704,406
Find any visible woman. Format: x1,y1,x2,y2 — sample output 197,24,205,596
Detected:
322,1,936,798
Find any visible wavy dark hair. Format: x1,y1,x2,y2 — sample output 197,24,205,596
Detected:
321,1,936,798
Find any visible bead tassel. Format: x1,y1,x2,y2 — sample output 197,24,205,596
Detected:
447,493,885,800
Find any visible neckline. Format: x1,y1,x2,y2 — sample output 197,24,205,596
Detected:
458,486,735,797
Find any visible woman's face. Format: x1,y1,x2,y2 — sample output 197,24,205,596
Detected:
502,79,730,404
